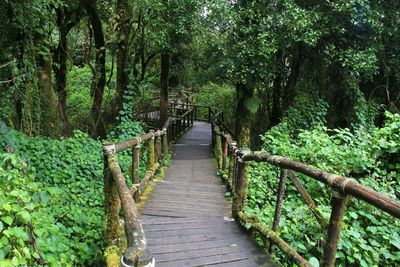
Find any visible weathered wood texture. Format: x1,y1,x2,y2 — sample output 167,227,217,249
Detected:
140,122,276,267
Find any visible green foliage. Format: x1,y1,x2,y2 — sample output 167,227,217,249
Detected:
0,148,102,266
68,65,116,132
0,129,105,266
0,122,18,152
194,83,236,127
279,96,329,134
246,112,400,265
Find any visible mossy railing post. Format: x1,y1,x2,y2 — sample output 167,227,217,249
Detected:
229,142,237,182
147,130,155,171
190,109,194,125
103,144,121,246
222,137,228,170
232,152,249,220
132,144,141,203
322,191,348,267
211,123,215,147
162,128,169,155
155,134,161,163
269,169,287,255
214,128,223,170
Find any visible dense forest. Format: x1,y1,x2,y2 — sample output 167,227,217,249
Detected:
0,0,399,266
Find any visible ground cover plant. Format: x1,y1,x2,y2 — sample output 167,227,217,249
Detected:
0,121,144,266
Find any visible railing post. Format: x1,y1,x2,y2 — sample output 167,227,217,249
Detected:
191,109,194,125
208,107,211,123
222,137,228,170
171,120,175,142
162,128,169,156
229,142,237,182
147,130,155,171
103,144,120,246
215,130,223,170
211,123,215,147
322,191,348,267
232,155,249,219
269,169,287,255
155,133,161,164
132,144,141,203
194,106,198,120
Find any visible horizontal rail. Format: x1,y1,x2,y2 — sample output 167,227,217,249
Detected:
239,151,400,218
114,130,163,153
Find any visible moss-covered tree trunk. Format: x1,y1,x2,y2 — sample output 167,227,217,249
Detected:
113,0,132,119
36,55,61,137
234,83,253,147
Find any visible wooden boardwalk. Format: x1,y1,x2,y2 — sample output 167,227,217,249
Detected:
140,122,276,267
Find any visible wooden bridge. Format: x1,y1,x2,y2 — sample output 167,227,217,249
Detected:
102,103,400,267
140,121,274,266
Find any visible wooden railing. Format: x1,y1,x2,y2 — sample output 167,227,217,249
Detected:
102,116,192,266
210,114,400,267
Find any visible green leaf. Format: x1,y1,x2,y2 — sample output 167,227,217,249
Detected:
2,217,13,226
244,222,252,229
40,191,51,203
309,257,319,267
2,204,12,212
11,256,18,266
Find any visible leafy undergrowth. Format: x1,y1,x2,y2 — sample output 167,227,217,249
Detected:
245,112,400,266
0,121,144,266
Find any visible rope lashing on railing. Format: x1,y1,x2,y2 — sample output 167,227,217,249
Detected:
103,144,116,155
134,136,142,144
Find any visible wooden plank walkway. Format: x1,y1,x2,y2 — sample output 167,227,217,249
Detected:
140,121,276,266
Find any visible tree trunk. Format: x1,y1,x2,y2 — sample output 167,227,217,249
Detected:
234,83,253,147
160,52,170,125
113,0,132,118
36,55,60,137
53,7,82,134
53,16,71,134
82,0,106,137
282,45,302,110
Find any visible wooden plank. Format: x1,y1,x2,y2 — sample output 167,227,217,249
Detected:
155,247,261,263
156,252,251,267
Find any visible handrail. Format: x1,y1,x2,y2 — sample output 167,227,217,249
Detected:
102,106,194,266
210,113,400,267
102,103,227,266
